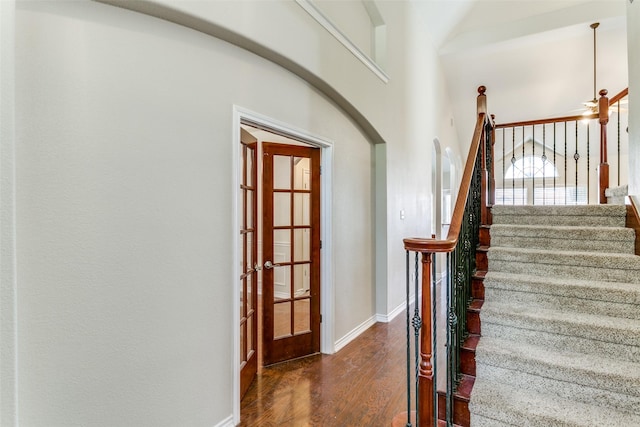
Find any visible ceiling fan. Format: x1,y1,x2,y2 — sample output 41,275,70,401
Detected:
577,22,627,116
581,22,600,114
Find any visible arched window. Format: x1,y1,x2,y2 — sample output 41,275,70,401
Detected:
505,155,558,179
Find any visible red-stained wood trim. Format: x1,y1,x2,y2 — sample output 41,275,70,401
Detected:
437,375,475,426
495,87,627,129
418,253,435,426
609,87,628,105
627,196,640,256
495,114,596,129
599,89,610,204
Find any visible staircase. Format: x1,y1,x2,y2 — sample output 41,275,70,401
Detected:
469,204,640,426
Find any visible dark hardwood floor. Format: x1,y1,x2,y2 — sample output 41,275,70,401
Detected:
240,313,408,426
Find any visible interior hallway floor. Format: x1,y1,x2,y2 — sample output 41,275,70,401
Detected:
240,311,408,426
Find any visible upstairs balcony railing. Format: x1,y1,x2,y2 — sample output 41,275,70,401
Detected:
493,88,628,205
393,87,494,427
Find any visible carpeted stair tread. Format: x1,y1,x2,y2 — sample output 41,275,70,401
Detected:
481,301,640,347
488,247,640,283
491,205,627,227
476,363,640,414
475,336,640,397
484,271,640,305
491,204,627,218
488,246,640,270
490,224,635,253
483,272,640,319
480,321,640,363
470,379,640,427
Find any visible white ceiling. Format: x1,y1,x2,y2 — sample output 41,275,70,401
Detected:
412,0,629,144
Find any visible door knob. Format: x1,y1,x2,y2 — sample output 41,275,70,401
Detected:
264,260,280,270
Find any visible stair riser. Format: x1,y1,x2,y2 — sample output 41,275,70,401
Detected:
475,350,640,398
481,323,640,363
476,364,640,414
469,414,512,427
470,393,585,427
484,288,640,320
489,260,640,284
491,235,635,254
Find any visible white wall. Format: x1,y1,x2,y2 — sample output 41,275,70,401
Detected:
10,0,463,425
628,0,640,197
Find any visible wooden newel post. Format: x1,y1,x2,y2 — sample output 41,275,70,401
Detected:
479,87,491,225
598,89,609,204
477,85,487,115
418,252,435,427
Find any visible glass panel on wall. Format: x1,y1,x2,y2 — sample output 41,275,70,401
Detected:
293,157,310,190
294,228,310,262
246,148,254,187
293,192,310,226
247,316,253,355
273,192,291,226
274,301,292,338
240,321,246,363
246,190,253,228
273,229,291,262
294,299,311,334
273,155,292,190
274,265,291,301
293,264,310,296
246,275,252,311
240,279,245,320
246,233,253,268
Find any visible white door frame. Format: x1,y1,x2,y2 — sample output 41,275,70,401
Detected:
231,106,334,424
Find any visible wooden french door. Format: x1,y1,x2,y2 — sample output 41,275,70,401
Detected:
262,142,321,366
239,140,258,398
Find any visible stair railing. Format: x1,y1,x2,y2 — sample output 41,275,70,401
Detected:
493,87,628,205
393,86,494,427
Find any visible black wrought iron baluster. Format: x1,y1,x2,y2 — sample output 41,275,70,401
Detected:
502,129,505,204
486,120,493,207
522,126,525,205
564,122,568,205
587,120,590,204
511,128,515,205
575,120,579,204
542,124,547,205
445,251,455,426
553,123,557,205
404,250,412,427
617,100,621,186
412,253,421,426
431,252,438,427
532,125,535,204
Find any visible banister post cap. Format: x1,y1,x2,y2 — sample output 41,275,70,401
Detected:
599,89,608,97
477,86,487,114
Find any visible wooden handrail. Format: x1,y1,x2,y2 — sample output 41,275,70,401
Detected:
404,111,487,253
495,113,597,129
404,86,489,254
609,87,628,105
494,87,628,129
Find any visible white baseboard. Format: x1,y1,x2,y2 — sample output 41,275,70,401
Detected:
333,314,377,353
213,414,234,427
375,294,417,323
